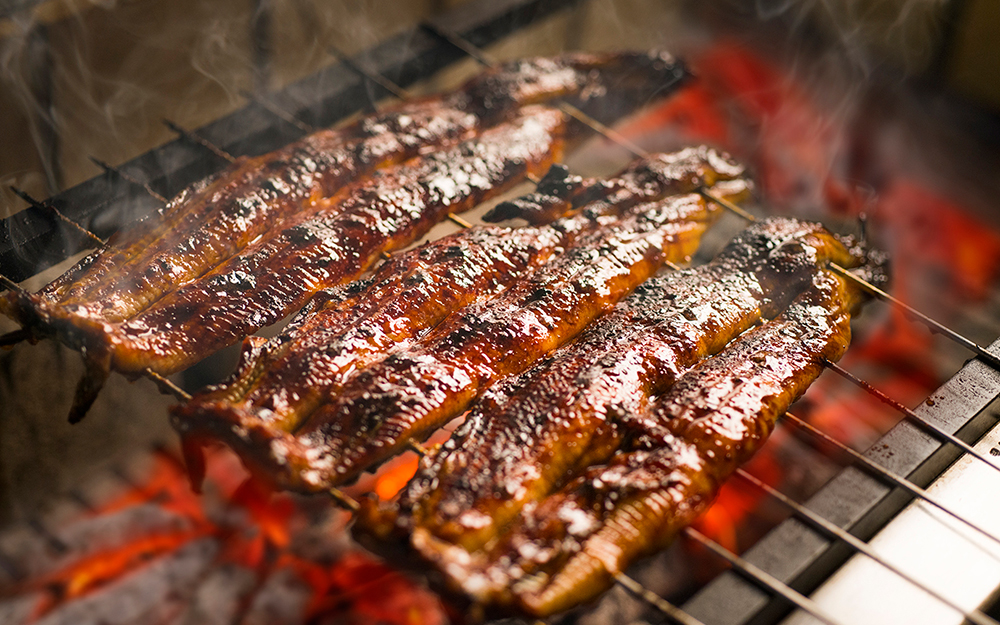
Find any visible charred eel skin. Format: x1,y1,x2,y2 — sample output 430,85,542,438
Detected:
9,50,686,327
7,107,565,421
377,218,867,557
470,268,878,617
171,148,744,453
257,183,749,493
106,107,566,376
364,255,885,618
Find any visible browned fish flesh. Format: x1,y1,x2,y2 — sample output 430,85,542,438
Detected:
252,184,749,493
171,148,745,449
9,50,687,326
378,218,866,557
463,268,873,616
370,255,884,616
8,106,566,421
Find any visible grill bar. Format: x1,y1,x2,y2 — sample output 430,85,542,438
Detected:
827,360,1000,480
3,3,999,624
685,338,1000,624
685,528,845,625
0,0,582,282
734,469,999,625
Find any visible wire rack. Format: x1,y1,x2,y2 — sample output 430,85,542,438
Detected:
2,1,1000,623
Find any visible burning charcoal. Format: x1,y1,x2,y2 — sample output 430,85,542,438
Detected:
0,504,195,584
32,538,218,625
172,564,257,625
0,593,44,625
241,568,312,625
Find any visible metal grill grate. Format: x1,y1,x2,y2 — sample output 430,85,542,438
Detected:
2,1,1000,624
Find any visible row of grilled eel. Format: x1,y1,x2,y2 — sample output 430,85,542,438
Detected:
173,147,748,488
0,50,687,421
357,218,887,617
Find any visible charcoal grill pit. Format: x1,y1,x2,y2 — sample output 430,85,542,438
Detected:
2,0,1000,623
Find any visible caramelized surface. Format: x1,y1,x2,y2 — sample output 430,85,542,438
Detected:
352,219,886,618
392,218,864,554
171,149,744,454
256,189,736,493
0,51,689,416
105,107,566,375
18,50,684,326
472,271,862,616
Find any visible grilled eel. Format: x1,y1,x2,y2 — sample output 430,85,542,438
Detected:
365,258,886,618
6,107,566,422
12,50,686,326
172,147,744,443
253,182,749,493
373,217,867,556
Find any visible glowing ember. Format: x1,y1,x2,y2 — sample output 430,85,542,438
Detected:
0,447,445,625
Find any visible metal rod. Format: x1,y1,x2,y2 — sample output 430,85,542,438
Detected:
0,328,30,347
88,157,168,205
407,440,429,456
10,186,107,246
447,213,474,229
735,468,999,625
163,119,237,163
328,45,414,101
614,572,707,625
0,273,28,296
557,101,648,160
329,487,360,513
698,188,757,223
700,187,1000,373
240,89,317,134
142,368,192,401
684,527,845,625
825,360,1000,477
420,20,497,68
782,412,1000,549
828,263,1000,372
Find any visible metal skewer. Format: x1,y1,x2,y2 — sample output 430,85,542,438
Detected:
684,527,845,625
163,119,237,163
239,89,317,134
614,572,706,625
10,186,107,246
828,262,1000,372
88,157,168,205
782,411,1000,548
328,45,414,102
825,359,1000,476
142,368,191,402
734,467,999,625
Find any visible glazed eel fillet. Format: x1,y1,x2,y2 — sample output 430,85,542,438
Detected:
1,50,687,418
359,230,887,617
253,180,750,493
172,147,744,453
366,218,867,557
6,50,685,327
8,107,565,421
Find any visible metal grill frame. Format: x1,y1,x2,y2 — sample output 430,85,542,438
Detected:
0,0,583,282
683,339,1000,625
3,1,1000,624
